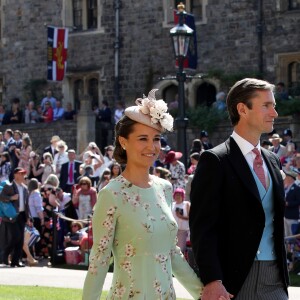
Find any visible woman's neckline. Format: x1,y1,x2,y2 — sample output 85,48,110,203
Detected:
120,174,155,190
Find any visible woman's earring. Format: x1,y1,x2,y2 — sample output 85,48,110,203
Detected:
123,146,126,151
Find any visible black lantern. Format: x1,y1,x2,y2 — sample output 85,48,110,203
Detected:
169,2,193,169
170,4,193,58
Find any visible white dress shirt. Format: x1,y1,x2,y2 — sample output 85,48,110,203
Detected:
231,131,269,188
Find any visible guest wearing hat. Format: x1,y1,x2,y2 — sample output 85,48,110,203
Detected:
283,168,300,237
269,133,287,158
83,89,203,299
165,150,186,191
43,135,60,159
0,167,29,267
53,140,69,178
282,128,297,151
154,145,171,168
172,188,190,253
200,130,213,150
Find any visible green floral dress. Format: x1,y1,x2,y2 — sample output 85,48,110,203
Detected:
82,175,203,300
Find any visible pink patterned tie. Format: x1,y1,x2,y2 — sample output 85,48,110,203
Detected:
252,148,266,190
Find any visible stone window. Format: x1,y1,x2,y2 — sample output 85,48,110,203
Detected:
163,0,207,27
276,52,300,96
288,0,300,10
63,0,104,34
74,79,84,110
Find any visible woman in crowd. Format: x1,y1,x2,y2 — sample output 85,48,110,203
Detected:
98,145,114,178
23,218,39,266
28,152,43,183
172,188,190,253
82,89,205,299
53,140,69,179
97,168,111,191
0,152,11,182
31,152,55,184
41,152,56,184
40,174,60,259
72,176,97,221
28,178,44,258
187,152,200,175
164,150,186,190
109,161,122,179
16,135,32,175
153,166,171,181
41,101,53,123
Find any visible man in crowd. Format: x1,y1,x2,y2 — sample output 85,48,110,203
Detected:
0,168,29,267
53,99,65,121
41,89,56,112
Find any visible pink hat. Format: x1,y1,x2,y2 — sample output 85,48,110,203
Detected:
164,151,182,164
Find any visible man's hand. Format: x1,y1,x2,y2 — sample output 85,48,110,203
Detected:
11,194,19,201
201,281,234,300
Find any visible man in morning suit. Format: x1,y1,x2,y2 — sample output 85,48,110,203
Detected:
0,168,29,267
190,78,289,299
59,149,81,194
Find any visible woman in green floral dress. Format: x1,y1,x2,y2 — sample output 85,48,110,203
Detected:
83,90,227,300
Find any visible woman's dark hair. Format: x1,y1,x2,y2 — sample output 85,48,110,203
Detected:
226,78,274,126
23,136,32,148
110,162,122,176
113,115,138,164
190,139,202,154
28,178,39,194
0,152,10,165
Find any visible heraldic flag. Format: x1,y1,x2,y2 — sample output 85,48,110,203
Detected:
174,11,198,70
47,26,69,81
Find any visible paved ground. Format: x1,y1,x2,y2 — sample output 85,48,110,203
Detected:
0,264,300,299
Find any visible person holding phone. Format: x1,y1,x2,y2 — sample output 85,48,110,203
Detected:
172,188,190,253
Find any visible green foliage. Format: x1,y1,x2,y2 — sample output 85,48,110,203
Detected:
275,98,300,117
206,69,262,90
23,79,47,104
186,105,228,133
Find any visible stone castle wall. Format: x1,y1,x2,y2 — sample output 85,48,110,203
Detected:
0,1,299,105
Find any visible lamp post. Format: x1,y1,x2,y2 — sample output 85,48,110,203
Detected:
170,3,193,168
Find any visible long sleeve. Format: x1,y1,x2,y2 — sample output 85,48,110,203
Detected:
82,188,118,300
164,181,203,299
189,151,224,285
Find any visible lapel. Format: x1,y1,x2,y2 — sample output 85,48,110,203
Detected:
226,137,261,202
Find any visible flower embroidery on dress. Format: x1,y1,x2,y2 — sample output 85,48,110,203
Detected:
125,244,136,257
120,260,132,273
112,281,126,298
153,279,163,296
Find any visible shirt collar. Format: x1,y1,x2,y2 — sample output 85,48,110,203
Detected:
231,131,261,156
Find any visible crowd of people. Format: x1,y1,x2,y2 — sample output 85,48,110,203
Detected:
0,80,299,299
0,90,77,126
0,128,122,267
